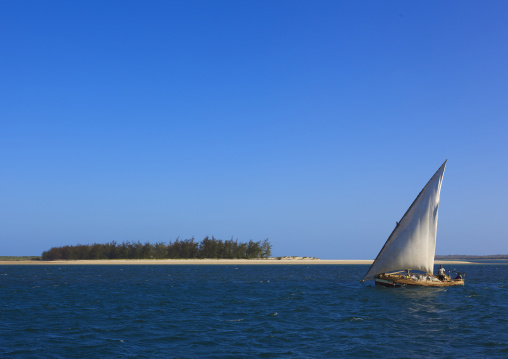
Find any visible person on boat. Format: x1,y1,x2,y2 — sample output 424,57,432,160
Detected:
454,273,462,280
438,265,446,280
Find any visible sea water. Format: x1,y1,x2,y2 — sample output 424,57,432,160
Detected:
1,264,507,358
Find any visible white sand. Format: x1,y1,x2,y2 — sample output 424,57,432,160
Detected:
0,259,476,265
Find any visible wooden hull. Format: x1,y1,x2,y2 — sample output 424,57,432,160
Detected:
375,274,465,287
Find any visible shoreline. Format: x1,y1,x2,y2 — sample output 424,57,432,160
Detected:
0,259,478,265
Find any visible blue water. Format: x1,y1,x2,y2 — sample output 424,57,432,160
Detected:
1,264,507,358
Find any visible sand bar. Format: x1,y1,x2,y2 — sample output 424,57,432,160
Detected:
0,259,477,265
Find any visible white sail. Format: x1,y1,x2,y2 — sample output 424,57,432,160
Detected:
362,161,447,281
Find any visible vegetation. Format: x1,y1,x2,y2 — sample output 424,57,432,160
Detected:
0,256,41,261
435,254,508,260
41,237,272,261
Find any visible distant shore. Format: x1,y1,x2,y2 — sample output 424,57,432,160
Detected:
0,258,479,265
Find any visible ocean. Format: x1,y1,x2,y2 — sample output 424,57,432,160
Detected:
1,264,507,358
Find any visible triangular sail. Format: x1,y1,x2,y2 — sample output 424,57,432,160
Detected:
362,160,447,281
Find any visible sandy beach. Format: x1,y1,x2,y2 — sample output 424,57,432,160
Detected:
0,259,477,265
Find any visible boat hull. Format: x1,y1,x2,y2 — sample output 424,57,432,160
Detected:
374,274,465,287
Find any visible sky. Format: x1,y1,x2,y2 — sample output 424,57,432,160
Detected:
1,1,507,259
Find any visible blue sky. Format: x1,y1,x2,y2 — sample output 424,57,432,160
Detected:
1,1,507,258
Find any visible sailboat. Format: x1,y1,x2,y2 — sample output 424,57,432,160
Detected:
362,160,465,287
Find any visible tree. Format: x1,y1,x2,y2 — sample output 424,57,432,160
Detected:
261,238,272,258
41,237,273,260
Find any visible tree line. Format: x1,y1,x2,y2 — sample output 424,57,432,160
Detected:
435,254,508,260
41,237,272,261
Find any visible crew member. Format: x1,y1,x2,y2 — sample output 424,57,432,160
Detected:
438,265,446,280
